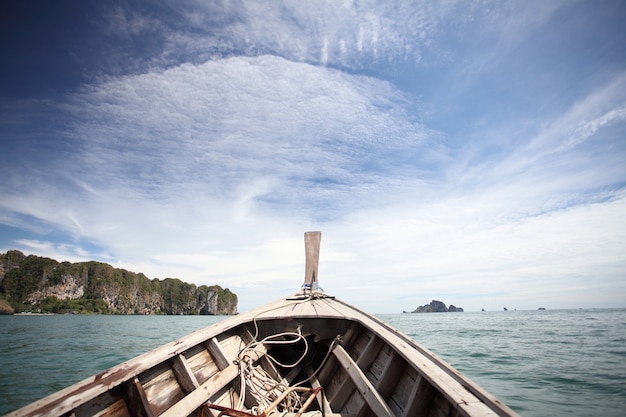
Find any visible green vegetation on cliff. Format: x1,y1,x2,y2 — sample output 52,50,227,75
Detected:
0,250,237,315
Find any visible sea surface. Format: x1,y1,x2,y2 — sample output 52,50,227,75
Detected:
1,309,625,416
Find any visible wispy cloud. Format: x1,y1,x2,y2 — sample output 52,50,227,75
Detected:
60,55,434,211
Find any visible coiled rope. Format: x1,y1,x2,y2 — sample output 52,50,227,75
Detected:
235,328,309,413
204,295,340,416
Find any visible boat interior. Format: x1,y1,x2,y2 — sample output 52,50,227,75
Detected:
66,315,469,417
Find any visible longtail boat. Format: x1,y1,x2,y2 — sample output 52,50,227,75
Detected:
6,232,519,417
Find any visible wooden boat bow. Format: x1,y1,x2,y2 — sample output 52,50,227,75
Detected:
5,232,519,417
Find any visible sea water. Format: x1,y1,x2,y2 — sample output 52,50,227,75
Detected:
1,309,625,416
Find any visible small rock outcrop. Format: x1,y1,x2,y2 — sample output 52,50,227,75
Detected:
412,300,464,313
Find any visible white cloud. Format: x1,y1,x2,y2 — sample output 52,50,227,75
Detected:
57,55,433,215
318,191,626,313
153,0,561,72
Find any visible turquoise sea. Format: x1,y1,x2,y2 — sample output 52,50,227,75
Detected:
1,309,625,416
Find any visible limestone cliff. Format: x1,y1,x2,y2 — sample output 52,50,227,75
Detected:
0,250,237,315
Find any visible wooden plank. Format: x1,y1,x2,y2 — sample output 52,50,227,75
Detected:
73,390,129,417
204,382,243,412
185,344,220,384
305,365,333,415
125,378,156,417
317,353,339,390
355,334,384,370
304,231,321,289
389,366,419,415
219,333,250,363
376,351,405,398
206,337,231,370
339,388,366,416
341,321,363,348
139,363,185,416
402,374,434,417
332,345,394,417
326,370,354,411
283,364,303,384
354,344,403,417
158,343,268,417
171,354,200,394
366,343,392,382
158,364,239,417
322,322,363,410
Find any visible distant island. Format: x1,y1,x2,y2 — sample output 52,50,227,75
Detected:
0,250,237,315
410,300,464,313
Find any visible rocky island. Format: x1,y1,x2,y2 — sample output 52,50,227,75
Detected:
411,300,464,313
0,250,237,315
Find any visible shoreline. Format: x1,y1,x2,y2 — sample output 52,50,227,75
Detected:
13,312,56,316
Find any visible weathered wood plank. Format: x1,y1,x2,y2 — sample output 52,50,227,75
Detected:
158,364,239,417
139,363,185,416
388,366,418,416
171,354,200,394
332,345,394,417
185,344,220,384
354,344,404,417
72,390,129,417
304,231,321,289
206,337,230,370
367,343,392,383
340,391,366,417
322,322,364,411
326,370,354,412
305,364,333,415
318,322,361,397
401,374,434,417
125,377,156,417
158,343,268,417
204,383,241,412
341,321,363,349
355,334,384,370
376,351,405,398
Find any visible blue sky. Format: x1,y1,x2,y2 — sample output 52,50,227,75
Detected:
1,0,625,313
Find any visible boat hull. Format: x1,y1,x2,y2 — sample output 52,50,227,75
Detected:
6,294,518,417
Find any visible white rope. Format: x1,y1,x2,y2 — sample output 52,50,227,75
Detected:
236,328,309,413
229,295,339,415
